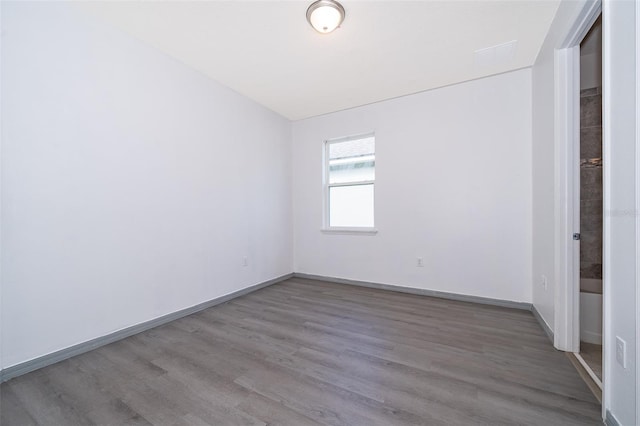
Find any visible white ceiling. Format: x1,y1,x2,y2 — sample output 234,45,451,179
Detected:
80,1,561,120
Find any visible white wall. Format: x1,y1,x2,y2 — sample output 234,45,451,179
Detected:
292,69,532,303
532,0,640,422
1,2,292,369
531,0,588,335
602,0,638,423
0,0,4,372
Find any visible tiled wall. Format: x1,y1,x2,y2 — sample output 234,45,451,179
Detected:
580,87,602,283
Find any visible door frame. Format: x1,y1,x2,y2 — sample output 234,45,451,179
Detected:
636,3,640,422
553,0,601,354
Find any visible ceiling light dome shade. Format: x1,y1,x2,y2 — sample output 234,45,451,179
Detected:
306,0,345,34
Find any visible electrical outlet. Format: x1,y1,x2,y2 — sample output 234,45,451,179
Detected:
243,256,248,267
416,257,424,267
616,336,627,368
541,275,548,290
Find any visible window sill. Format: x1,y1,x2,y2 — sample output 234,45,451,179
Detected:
321,227,378,235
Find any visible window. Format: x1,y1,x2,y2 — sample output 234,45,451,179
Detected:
324,134,375,231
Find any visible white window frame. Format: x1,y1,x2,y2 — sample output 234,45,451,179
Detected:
322,132,377,235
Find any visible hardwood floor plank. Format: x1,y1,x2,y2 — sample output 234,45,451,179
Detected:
5,369,96,426
235,392,323,426
0,278,602,425
0,385,38,426
234,361,430,426
40,358,152,425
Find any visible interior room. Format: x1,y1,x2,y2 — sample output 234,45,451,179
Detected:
1,1,638,425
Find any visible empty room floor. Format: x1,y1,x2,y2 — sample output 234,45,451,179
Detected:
1,278,602,425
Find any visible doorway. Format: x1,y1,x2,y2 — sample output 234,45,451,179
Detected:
575,15,603,388
551,0,603,407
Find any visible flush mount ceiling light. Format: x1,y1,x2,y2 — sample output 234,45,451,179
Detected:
306,0,345,34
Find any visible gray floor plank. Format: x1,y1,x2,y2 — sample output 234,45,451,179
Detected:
0,278,602,425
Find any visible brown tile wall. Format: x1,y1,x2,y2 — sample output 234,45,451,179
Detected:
580,87,602,282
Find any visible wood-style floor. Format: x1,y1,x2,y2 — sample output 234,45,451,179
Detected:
1,278,602,425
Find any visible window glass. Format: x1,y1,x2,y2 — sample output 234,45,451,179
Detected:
329,184,374,227
328,137,375,184
325,135,375,229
